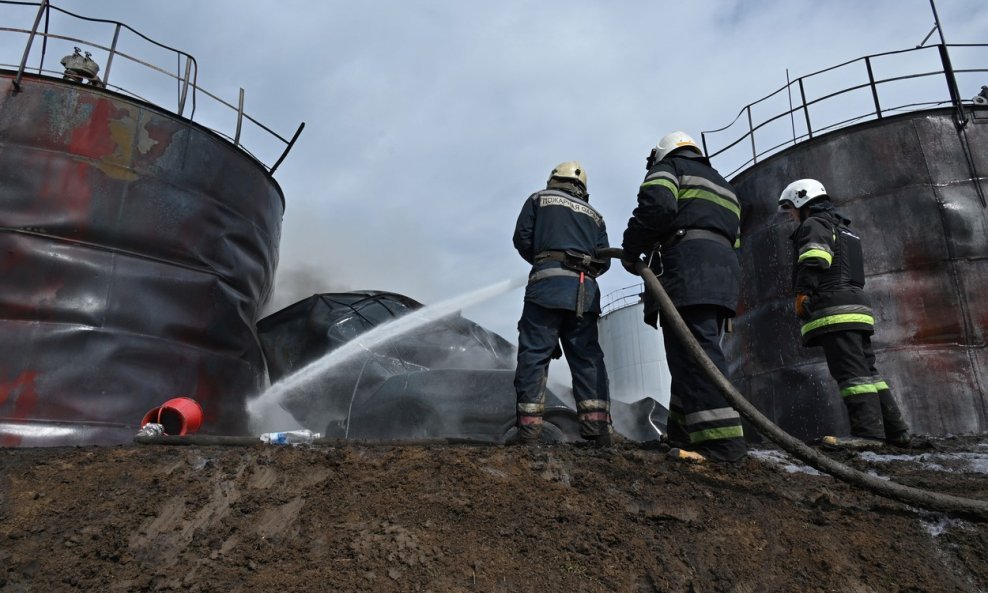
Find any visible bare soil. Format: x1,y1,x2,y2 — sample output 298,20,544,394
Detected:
2,437,987,593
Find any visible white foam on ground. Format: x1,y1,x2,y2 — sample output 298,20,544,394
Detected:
858,451,988,475
749,449,826,476
920,515,971,537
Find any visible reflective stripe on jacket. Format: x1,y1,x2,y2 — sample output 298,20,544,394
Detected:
791,204,873,346
513,185,610,314
622,152,741,320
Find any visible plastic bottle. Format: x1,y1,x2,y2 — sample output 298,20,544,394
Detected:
259,429,321,445
136,423,165,437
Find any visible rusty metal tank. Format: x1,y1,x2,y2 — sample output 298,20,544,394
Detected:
725,107,988,439
0,71,285,445
0,3,296,445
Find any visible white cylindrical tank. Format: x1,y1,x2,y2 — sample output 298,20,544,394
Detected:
599,285,671,408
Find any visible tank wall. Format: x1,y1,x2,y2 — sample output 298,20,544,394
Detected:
726,107,988,438
0,74,284,445
599,303,671,408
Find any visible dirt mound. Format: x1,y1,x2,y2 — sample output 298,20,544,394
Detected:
2,438,987,592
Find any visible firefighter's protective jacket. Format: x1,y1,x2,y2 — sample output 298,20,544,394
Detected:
513,182,610,315
622,152,741,326
790,202,874,346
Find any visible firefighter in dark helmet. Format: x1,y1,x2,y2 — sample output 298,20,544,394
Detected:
779,178,911,448
511,161,613,446
620,131,746,463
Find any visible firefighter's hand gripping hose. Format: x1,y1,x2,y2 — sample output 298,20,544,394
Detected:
598,247,988,521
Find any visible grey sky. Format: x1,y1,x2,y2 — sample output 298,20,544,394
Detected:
4,0,987,361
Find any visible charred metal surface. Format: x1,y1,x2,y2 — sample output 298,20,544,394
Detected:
727,107,988,439
258,291,517,384
256,291,551,442
0,72,284,446
257,291,664,443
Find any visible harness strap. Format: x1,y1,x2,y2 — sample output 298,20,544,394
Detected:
534,250,608,278
526,267,588,319
534,250,568,262
528,268,581,283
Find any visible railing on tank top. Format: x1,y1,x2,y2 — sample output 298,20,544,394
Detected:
601,283,645,316
1,0,303,175
700,42,988,183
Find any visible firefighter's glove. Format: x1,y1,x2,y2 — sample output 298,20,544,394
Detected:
794,293,810,318
551,342,563,360
621,250,643,276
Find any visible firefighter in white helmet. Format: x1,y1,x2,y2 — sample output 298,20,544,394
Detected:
621,132,746,463
511,161,613,446
779,178,910,448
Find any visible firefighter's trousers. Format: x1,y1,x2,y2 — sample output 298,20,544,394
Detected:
661,305,746,461
817,330,910,441
513,302,610,439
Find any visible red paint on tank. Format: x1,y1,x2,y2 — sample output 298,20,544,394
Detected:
66,97,127,161
0,370,39,419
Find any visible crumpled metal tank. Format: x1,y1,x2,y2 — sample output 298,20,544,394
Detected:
256,291,563,441
727,107,988,439
0,72,284,445
257,291,665,442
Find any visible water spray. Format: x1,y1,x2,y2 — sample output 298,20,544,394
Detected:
247,276,527,423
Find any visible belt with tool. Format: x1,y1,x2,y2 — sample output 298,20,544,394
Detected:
529,250,609,318
646,228,735,278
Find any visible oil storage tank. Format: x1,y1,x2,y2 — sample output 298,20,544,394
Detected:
598,285,671,416
704,43,988,439
0,3,300,445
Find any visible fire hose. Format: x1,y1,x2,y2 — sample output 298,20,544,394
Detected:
135,248,988,519
596,247,988,521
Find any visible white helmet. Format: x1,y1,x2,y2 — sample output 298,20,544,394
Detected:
779,179,828,209
548,161,587,188
650,131,703,165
